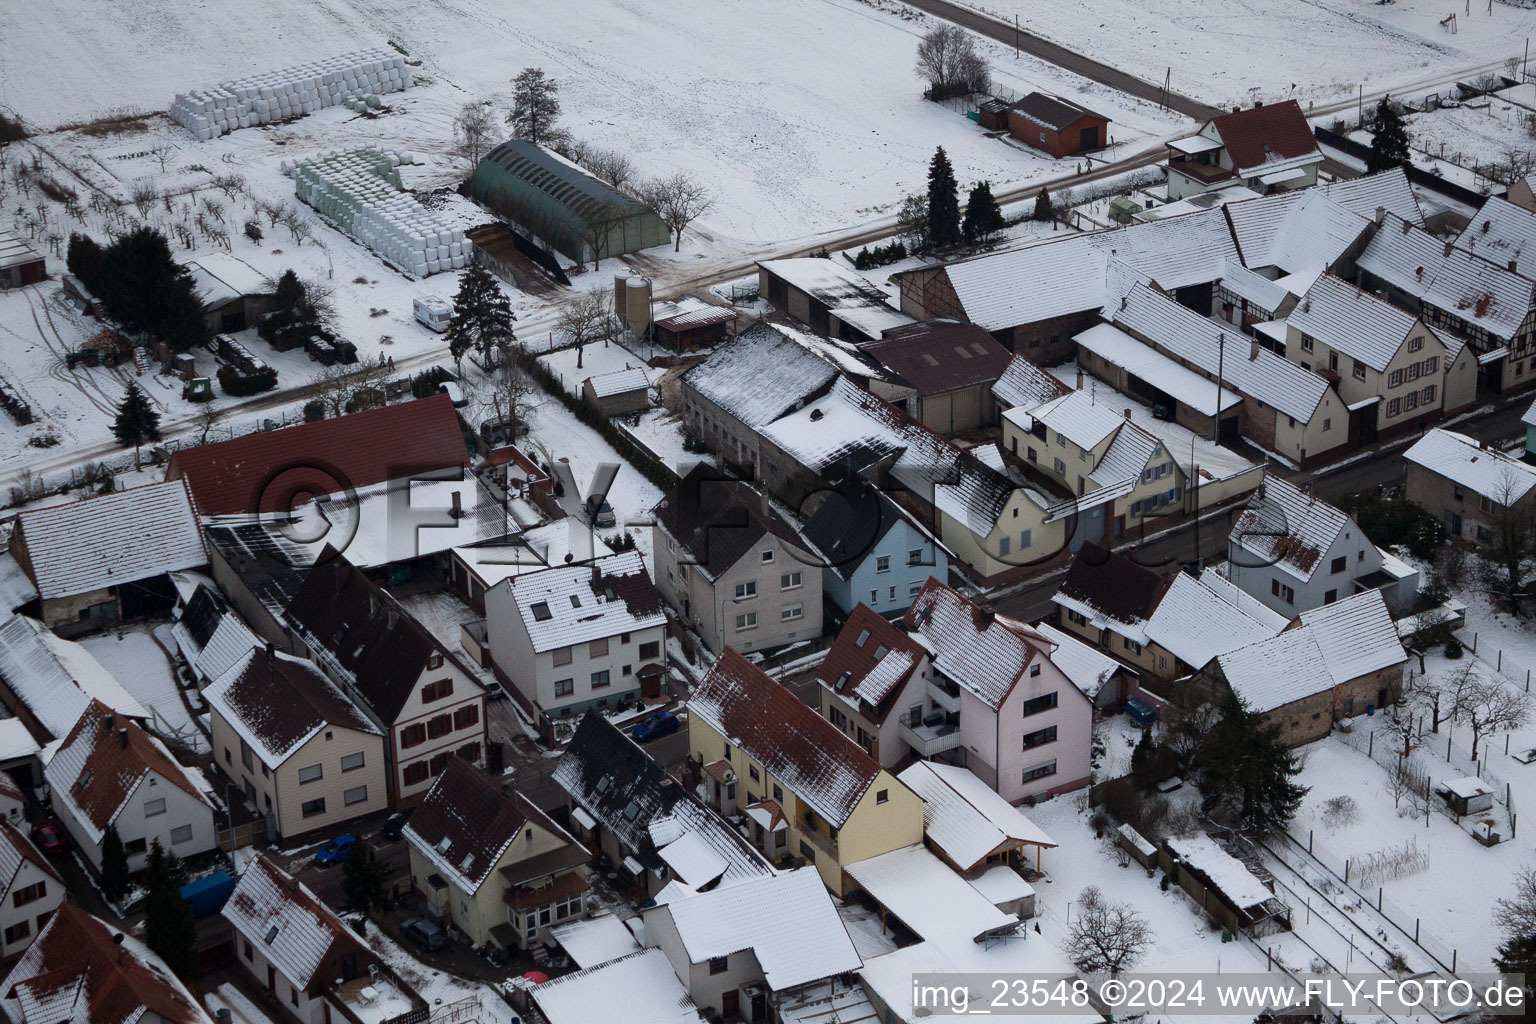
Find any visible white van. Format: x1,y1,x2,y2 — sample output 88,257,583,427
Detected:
413,296,453,333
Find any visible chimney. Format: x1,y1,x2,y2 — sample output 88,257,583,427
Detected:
288,875,300,895
450,489,463,519
1250,339,1260,361
1232,106,1241,114
1511,260,1519,273
117,728,129,750
1445,241,1454,257
1124,408,1132,420
1119,295,1128,312
264,641,275,662
1076,368,1085,389
1374,205,1386,226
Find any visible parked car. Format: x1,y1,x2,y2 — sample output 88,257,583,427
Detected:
313,833,357,867
587,497,616,528
28,821,65,856
401,917,449,951
633,710,680,744
380,811,412,842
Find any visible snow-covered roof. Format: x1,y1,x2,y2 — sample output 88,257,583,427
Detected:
1444,776,1493,801
1034,623,1125,700
1220,260,1294,312
898,761,1054,871
1092,207,1240,289
1197,568,1293,632
1114,283,1331,422
1525,397,1536,430
532,948,705,1024
182,252,270,308
969,863,1035,906
0,555,37,615
550,913,642,969
0,615,146,741
1071,323,1241,416
1235,190,1368,275
759,257,913,336
584,367,652,399
1230,476,1354,583
0,234,42,272
931,452,1027,538
817,604,928,722
1296,588,1404,681
1404,429,1536,503
652,297,739,332
904,579,1043,711
1321,167,1424,226
504,551,664,654
653,829,728,890
1455,195,1536,277
222,856,369,990
937,234,1111,332
845,844,1016,942
1288,273,1418,373
1017,389,1126,451
14,480,205,600
206,650,378,769
1144,572,1283,670
657,867,861,992
990,353,1070,411
0,718,40,762
682,321,839,429
1166,832,1275,909
455,523,612,590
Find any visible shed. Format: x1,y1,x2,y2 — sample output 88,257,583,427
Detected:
580,367,652,417
1441,776,1495,817
0,234,45,289
977,98,1015,132
471,140,669,264
1007,93,1110,158
649,298,738,352
181,252,274,332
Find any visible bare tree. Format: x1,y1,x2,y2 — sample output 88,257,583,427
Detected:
281,206,314,246
581,202,629,271
1455,675,1531,761
643,173,713,252
555,289,615,369
1478,469,1536,607
453,100,497,167
914,24,991,100
308,359,394,419
1497,868,1536,938
212,174,246,201
471,343,537,441
1064,887,1151,974
131,184,158,218
194,402,226,446
583,147,636,189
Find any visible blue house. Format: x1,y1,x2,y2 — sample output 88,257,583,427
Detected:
803,486,948,621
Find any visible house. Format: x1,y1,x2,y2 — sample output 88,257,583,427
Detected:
1070,320,1244,439
757,258,913,342
581,367,651,417
168,582,262,686
1032,622,1139,707
1051,542,1172,680
904,578,1095,801
43,701,217,875
1141,571,1286,678
1454,195,1536,278
223,855,422,1024
0,771,25,826
451,521,612,613
1216,260,1304,332
1404,428,1536,542
485,551,666,724
552,712,773,894
0,904,214,1024
0,234,45,290
1166,101,1322,200
801,483,947,619
8,479,206,637
0,614,148,744
206,648,388,842
897,759,1055,877
687,648,923,895
931,445,1069,582
403,758,589,950
0,821,62,957
816,603,932,768
1006,92,1109,158
200,522,314,648
653,465,824,654
1283,274,1476,438
1226,476,1418,616
182,252,274,333
1207,589,1406,746
529,947,707,1024
1507,173,1536,213
857,319,1012,434
643,867,862,1020
991,353,1070,416
285,556,487,807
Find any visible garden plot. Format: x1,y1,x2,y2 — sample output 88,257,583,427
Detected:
537,340,656,399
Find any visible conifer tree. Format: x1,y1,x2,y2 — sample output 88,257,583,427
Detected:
100,825,129,905
113,381,161,470
1033,185,1055,223
927,147,962,248
143,840,196,976
963,180,1005,243
445,263,516,372
1368,97,1411,173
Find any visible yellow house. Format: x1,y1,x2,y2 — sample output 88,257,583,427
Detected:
403,759,589,951
687,648,923,896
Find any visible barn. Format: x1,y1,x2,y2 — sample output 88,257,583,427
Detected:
471,140,669,264
0,234,44,289
182,252,274,332
581,367,651,417
1007,93,1110,159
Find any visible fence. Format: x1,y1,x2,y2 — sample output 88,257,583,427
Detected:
1313,127,1489,207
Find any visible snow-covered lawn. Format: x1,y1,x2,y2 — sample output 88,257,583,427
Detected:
621,408,710,478
80,624,208,752
538,341,656,399
950,0,1526,108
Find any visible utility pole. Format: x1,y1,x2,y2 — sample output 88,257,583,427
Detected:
1358,84,1364,127
1015,15,1019,57
1213,332,1226,444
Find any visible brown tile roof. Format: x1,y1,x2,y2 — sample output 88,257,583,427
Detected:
206,650,378,767
1053,542,1168,632
4,904,207,1024
654,465,811,581
689,648,882,827
701,759,734,785
816,604,926,723
861,320,1013,396
1210,101,1318,175
0,820,60,892
166,394,468,516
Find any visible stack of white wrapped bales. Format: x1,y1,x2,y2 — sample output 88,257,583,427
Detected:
289,146,470,278
170,49,410,140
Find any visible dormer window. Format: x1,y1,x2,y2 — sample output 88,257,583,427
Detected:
855,629,871,648
428,653,443,669
531,602,552,621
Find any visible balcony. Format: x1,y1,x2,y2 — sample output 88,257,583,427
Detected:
927,676,961,713
900,712,962,756
798,821,840,860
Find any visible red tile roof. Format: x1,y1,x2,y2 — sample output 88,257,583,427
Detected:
166,394,468,516
1210,101,1319,175
816,605,926,724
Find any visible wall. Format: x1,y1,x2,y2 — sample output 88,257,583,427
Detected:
897,267,966,322
389,661,486,806
644,907,766,1016
833,775,924,889
818,661,930,768
1226,518,1380,618
1444,344,1478,414
937,490,1062,582
1404,461,1536,542
39,586,117,638
824,518,947,618
1053,609,1175,682
68,772,217,874
0,861,60,957
233,932,327,1024
680,381,765,478
995,652,1095,801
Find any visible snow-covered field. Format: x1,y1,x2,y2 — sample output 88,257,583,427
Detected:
951,0,1526,108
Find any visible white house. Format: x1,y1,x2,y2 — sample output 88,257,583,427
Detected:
0,821,62,958
816,603,931,768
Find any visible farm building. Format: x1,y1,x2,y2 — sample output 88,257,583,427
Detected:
757,258,912,342
182,252,274,332
858,319,1012,435
0,234,44,289
471,140,669,264
581,367,651,417
1006,93,1109,158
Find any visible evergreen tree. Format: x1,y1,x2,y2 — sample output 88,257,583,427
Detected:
963,181,1005,243
445,263,516,372
66,233,103,290
1496,932,1536,1024
113,381,161,470
100,825,129,905
1033,185,1055,223
96,227,209,353
506,68,565,147
142,840,196,977
272,269,307,318
1197,693,1308,833
342,842,391,915
926,147,962,248
1368,97,1411,173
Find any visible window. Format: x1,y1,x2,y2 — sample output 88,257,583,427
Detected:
761,549,775,563
781,571,802,590
1389,369,1403,388
554,678,574,697
876,555,891,573
344,786,369,806
1300,335,1314,352
301,797,327,818
341,751,365,773
12,881,45,908
1481,494,1497,514
1325,589,1338,604
240,742,253,772
429,752,452,776
909,581,923,597
1406,362,1420,381
1053,457,1067,475
143,797,166,817
1019,528,1032,549
243,938,253,961
908,548,924,566
1270,579,1295,604
856,629,870,647
1022,760,1058,783
735,581,757,599
1352,360,1366,381
1408,335,1423,352
1331,556,1346,574
999,536,1011,556
621,632,631,645
170,824,194,845
1423,384,1437,404
709,956,729,975
454,705,480,730
877,789,889,804
427,653,443,669
403,762,429,785
639,640,660,659
781,604,803,622
1404,390,1418,411
1021,692,1058,716
531,602,552,621
1022,725,1058,750
553,648,572,667
4,922,29,945
591,670,611,689
1424,356,1438,375
735,612,757,631
124,838,147,855
298,763,323,784
421,679,453,703
1386,397,1401,417
589,638,609,658
1029,663,1041,677
773,784,783,801
458,742,481,763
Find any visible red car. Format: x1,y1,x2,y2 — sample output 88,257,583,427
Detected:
28,822,65,856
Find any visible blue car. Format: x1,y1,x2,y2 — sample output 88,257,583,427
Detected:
632,711,680,743
314,833,357,867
